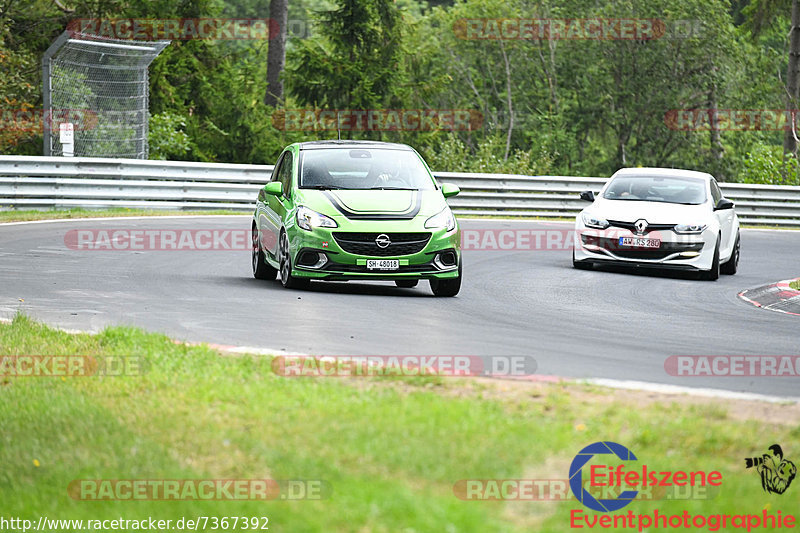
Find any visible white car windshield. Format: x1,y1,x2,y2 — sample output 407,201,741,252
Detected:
299,148,435,190
602,175,707,205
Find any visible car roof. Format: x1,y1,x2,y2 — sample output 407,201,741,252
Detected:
297,140,414,151
611,167,713,181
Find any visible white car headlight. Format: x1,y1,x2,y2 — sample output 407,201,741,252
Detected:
425,207,456,231
296,206,338,231
581,213,609,229
674,223,707,234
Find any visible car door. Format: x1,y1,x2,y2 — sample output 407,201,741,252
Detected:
710,178,733,256
259,151,292,258
263,150,295,257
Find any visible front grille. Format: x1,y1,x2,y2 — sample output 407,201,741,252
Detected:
333,232,431,257
322,262,436,273
583,236,703,261
607,220,676,233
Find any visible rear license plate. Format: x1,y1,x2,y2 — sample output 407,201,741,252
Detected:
367,259,399,270
619,237,661,248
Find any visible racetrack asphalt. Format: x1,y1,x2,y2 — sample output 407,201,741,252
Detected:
1,216,798,397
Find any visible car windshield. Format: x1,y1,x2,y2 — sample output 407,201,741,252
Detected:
602,175,707,205
299,148,435,190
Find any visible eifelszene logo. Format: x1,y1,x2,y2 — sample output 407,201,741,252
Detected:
569,441,722,513
745,444,796,495
569,441,639,512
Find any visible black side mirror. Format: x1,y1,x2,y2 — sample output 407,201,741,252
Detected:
715,198,734,211
579,190,595,202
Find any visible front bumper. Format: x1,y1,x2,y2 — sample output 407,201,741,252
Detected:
288,223,461,281
573,223,714,271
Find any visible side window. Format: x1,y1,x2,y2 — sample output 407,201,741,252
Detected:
278,152,294,195
270,152,286,182
710,179,723,206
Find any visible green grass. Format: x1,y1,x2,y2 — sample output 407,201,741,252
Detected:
1,315,798,531
790,279,800,290
0,208,245,222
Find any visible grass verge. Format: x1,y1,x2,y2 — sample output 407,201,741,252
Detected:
1,315,798,531
0,208,245,223
790,279,800,291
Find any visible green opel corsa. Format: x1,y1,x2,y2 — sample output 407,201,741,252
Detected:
251,140,462,296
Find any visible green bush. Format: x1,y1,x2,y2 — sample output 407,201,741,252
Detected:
738,143,800,186
148,112,191,160
433,134,554,175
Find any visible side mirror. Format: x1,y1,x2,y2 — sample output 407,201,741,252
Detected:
715,198,734,211
264,182,283,196
441,183,460,198
579,190,595,202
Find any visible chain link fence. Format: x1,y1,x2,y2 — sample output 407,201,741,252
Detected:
42,31,169,158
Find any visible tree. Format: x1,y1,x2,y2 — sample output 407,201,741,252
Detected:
265,0,288,107
785,0,800,156
285,0,404,110
743,0,800,156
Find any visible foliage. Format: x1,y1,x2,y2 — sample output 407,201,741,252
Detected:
1,0,800,181
148,112,192,160
738,142,800,185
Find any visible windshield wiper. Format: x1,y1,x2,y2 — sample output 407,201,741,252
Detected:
302,185,351,190
367,187,418,190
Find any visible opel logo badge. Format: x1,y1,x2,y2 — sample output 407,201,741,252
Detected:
634,219,648,235
375,234,391,249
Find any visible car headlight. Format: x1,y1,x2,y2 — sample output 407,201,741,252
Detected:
424,207,456,231
296,206,338,231
581,213,609,229
674,223,707,234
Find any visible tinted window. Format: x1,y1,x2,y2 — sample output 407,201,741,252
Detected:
299,148,435,190
270,152,286,183
710,179,723,205
603,175,707,205
278,152,293,193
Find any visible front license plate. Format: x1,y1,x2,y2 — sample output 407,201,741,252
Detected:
367,259,400,270
619,237,661,248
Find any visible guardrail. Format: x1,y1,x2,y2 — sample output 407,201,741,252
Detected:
1,156,799,226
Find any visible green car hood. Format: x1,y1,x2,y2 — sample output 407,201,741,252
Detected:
296,189,447,220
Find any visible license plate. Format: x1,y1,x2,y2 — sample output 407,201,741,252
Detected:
367,259,399,270
619,237,661,248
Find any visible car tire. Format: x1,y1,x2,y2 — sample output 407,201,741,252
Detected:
278,231,310,290
700,237,720,281
430,262,461,297
252,223,277,280
572,249,592,270
720,232,740,275
395,280,418,288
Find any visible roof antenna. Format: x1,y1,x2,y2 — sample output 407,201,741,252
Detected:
337,110,341,141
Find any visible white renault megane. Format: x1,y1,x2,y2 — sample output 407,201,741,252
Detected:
573,168,740,280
